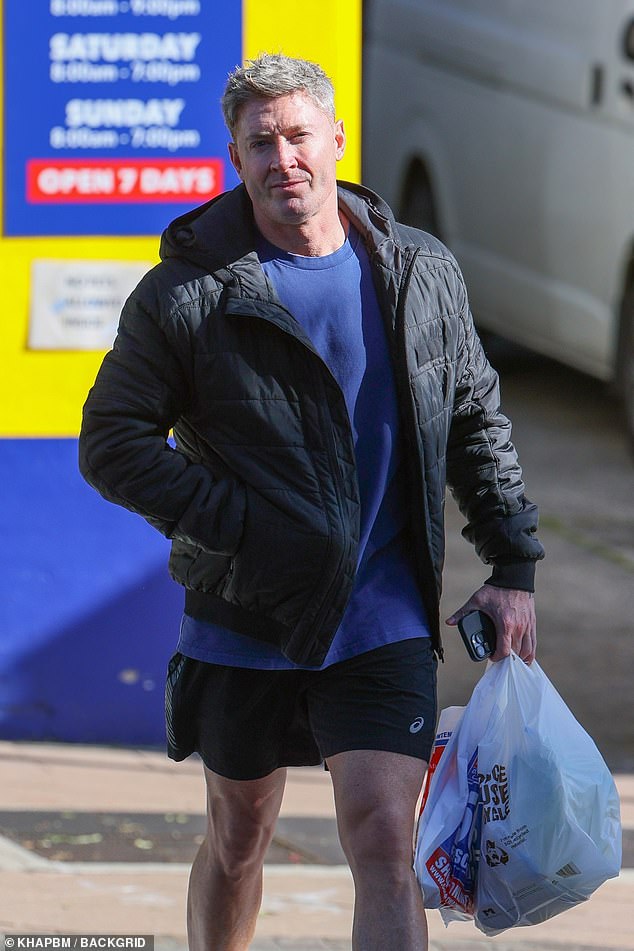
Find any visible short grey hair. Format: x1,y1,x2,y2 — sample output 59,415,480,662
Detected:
221,53,336,138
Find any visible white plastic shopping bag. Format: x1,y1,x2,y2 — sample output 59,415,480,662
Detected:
414,654,622,935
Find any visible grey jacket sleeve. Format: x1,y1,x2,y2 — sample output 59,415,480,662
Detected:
446,297,544,591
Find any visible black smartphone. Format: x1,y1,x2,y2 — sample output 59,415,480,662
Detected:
458,610,496,662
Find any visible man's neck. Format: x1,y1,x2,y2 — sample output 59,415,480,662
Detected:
255,210,349,257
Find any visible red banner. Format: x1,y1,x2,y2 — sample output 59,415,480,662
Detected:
27,158,224,204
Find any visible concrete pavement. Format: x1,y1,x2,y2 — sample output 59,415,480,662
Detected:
0,740,632,951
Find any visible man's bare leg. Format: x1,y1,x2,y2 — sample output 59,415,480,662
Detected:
187,764,287,951
328,749,428,951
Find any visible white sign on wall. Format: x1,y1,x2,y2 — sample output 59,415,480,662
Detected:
29,258,152,350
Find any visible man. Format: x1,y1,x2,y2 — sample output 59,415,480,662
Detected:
80,53,544,950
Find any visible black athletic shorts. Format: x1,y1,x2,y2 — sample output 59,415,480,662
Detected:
165,637,437,781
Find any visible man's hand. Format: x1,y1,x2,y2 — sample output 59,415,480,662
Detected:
446,586,536,664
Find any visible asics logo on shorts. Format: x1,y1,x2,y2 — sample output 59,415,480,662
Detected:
409,716,425,734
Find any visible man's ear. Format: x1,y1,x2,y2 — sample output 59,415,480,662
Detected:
228,141,243,179
334,119,346,162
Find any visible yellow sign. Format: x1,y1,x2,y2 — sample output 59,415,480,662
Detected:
0,0,361,437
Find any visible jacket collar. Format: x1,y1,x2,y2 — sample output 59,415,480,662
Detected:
159,180,403,272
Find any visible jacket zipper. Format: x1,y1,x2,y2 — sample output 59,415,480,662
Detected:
218,558,234,596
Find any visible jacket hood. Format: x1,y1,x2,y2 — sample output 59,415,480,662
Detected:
159,180,402,272
159,184,258,272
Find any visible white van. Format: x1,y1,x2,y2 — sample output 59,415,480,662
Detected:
363,0,634,446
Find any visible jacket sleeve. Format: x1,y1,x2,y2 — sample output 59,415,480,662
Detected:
78,287,246,556
446,294,544,591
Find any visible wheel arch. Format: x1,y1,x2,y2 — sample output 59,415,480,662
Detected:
397,157,443,235
615,247,634,391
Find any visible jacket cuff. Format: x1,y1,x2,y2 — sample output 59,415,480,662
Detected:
485,560,537,593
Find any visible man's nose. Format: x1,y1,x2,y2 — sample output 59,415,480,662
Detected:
270,138,297,171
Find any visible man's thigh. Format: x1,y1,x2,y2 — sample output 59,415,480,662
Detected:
327,749,427,862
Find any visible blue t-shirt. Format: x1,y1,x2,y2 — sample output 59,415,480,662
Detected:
178,226,430,668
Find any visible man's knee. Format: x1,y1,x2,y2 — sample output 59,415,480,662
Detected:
329,750,424,877
337,801,416,875
207,807,276,879
201,767,286,880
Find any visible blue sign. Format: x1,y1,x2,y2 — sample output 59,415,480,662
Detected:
3,0,241,236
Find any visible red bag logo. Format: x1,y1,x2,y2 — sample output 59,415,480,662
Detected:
424,748,482,913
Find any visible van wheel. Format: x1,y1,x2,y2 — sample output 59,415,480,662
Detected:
400,171,440,237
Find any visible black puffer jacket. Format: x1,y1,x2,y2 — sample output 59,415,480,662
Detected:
79,181,544,666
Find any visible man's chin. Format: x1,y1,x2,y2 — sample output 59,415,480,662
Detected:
270,198,313,224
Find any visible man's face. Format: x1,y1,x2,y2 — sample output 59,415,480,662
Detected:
228,91,345,241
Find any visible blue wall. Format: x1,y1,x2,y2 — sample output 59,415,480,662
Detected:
1,438,182,745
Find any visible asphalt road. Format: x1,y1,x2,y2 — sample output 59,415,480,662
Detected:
437,339,634,772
